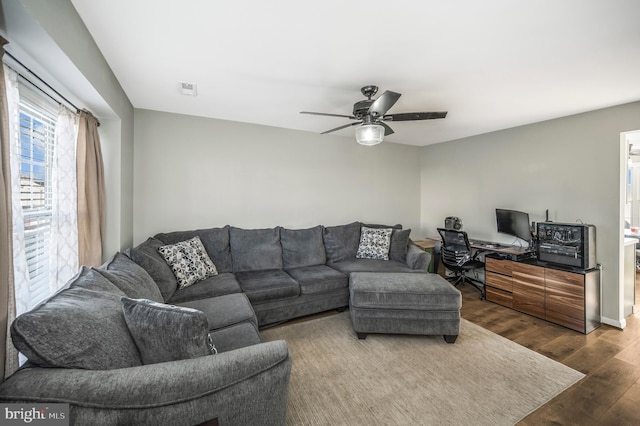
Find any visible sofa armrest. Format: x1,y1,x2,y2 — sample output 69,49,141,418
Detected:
406,242,431,271
0,340,291,426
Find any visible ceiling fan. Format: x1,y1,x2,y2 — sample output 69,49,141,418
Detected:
300,85,447,145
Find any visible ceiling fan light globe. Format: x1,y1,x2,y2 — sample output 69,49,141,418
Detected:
356,123,384,146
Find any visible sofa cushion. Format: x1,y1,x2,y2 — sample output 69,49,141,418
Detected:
323,221,361,263
176,292,258,331
328,259,418,274
389,229,411,262
158,236,218,289
10,267,142,370
96,252,164,303
356,226,393,260
130,237,178,301
230,227,283,272
167,273,242,304
285,265,348,295
235,270,299,303
155,226,233,273
121,297,216,365
281,225,326,269
207,322,262,353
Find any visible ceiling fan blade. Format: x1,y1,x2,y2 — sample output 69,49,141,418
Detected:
321,121,360,134
383,111,448,121
300,111,356,120
369,91,401,117
379,122,394,136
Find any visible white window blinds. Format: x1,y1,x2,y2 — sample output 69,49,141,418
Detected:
18,91,57,307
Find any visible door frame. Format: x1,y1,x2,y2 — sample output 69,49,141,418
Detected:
619,130,640,327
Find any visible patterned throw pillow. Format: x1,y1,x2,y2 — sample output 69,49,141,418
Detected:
356,226,393,260
157,236,218,289
121,297,216,365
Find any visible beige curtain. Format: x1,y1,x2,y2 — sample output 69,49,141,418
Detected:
77,110,105,267
1,36,18,379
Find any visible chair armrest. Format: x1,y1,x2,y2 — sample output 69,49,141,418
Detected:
0,340,291,426
407,242,431,271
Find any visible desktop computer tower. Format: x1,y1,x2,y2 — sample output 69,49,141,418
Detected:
536,222,596,270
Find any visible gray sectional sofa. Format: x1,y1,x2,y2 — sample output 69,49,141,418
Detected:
0,221,429,425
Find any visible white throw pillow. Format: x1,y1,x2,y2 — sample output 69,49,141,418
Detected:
356,227,393,260
157,236,218,288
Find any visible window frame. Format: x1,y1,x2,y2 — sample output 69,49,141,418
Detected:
17,84,59,308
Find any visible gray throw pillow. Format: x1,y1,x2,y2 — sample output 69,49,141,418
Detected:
11,267,142,370
96,252,164,303
121,297,216,365
229,227,283,272
281,225,326,269
323,222,361,263
130,237,179,301
356,226,393,260
389,229,411,262
157,236,218,289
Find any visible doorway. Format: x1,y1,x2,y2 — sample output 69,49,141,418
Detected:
623,130,640,317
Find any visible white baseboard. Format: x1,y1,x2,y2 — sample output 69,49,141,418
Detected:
601,316,626,329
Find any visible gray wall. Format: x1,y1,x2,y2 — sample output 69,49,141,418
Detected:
420,100,640,326
133,109,422,243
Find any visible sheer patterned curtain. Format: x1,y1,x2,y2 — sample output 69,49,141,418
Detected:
4,65,24,375
49,106,78,289
3,66,81,374
5,68,28,313
1,37,15,379
77,110,104,267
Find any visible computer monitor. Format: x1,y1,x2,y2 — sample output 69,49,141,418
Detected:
496,208,531,242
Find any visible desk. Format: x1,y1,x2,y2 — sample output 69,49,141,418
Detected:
467,239,533,259
465,240,533,300
415,237,534,285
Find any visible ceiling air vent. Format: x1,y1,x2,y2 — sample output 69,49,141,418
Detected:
179,82,197,96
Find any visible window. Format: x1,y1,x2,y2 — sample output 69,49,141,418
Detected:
18,88,57,308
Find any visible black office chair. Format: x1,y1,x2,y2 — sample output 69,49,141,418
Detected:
437,228,485,299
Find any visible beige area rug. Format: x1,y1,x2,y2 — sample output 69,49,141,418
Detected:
261,312,584,426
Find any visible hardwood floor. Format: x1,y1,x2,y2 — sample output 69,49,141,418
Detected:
458,282,640,425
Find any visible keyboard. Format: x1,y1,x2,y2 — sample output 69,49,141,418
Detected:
469,239,505,249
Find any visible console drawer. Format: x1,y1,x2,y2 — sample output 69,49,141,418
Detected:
486,271,512,292
485,257,513,275
486,286,513,308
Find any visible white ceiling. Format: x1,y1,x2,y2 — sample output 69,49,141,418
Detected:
70,0,640,146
